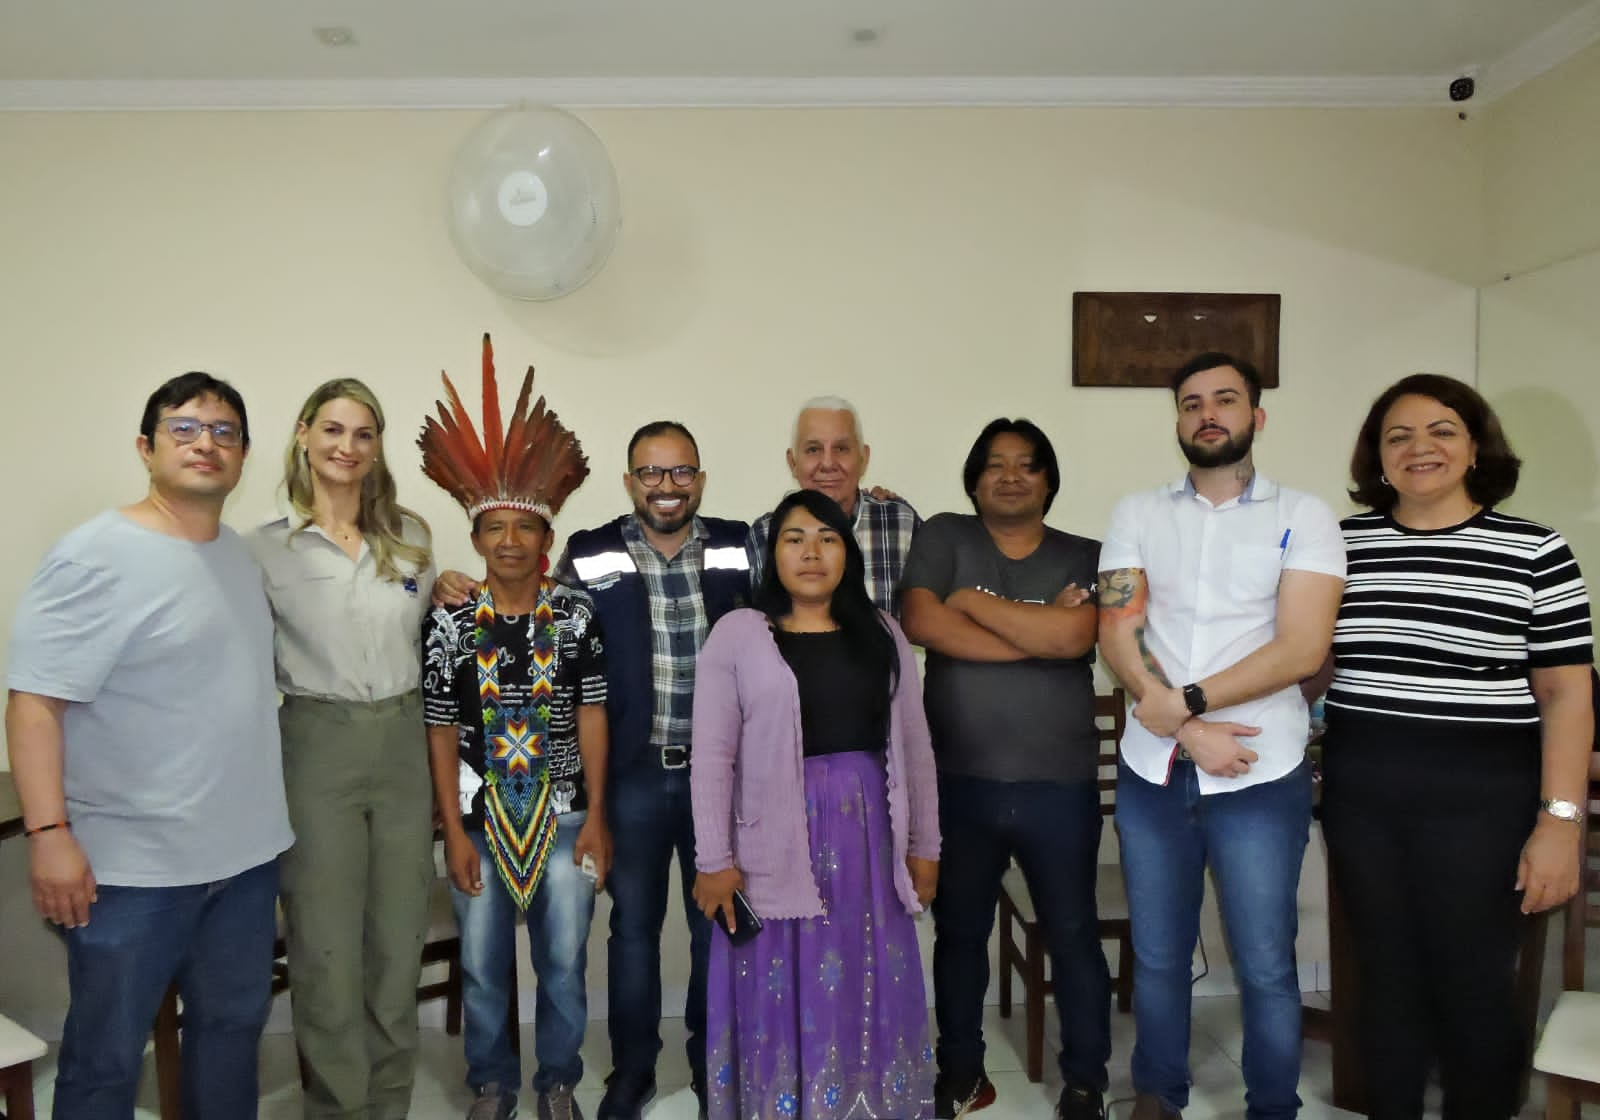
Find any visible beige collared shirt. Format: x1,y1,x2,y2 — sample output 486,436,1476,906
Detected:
248,515,436,704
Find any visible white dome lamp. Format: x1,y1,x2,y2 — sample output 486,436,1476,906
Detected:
447,106,622,301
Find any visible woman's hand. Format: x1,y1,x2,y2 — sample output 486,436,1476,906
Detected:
442,824,483,896
432,569,479,608
574,813,612,891
907,856,939,908
693,867,746,933
1516,817,1582,914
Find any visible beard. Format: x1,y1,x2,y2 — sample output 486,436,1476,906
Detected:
634,493,699,534
1179,424,1255,468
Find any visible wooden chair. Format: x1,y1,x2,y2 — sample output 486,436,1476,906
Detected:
997,687,1132,1082
1531,775,1600,1120
0,1012,47,1120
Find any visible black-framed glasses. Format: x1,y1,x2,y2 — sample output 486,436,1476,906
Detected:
158,417,243,448
631,464,700,487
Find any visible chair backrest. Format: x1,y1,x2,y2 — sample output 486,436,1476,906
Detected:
1095,687,1127,817
1560,775,1600,990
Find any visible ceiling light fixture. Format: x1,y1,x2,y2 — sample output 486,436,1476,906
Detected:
314,26,357,48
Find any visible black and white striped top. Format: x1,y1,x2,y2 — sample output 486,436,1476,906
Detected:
1328,509,1592,725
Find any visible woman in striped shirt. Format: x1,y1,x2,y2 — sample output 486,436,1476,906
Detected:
1322,373,1593,1120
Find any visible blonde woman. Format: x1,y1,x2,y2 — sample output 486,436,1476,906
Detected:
250,379,466,1118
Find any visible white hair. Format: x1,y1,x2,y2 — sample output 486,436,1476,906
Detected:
791,395,865,448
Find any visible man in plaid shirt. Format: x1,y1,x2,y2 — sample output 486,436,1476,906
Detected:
746,395,921,616
555,421,751,1120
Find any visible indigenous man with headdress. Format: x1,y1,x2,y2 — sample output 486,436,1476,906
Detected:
420,336,609,1120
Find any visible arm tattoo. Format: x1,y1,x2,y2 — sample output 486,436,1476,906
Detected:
1097,568,1145,613
1100,568,1170,686
1135,625,1172,687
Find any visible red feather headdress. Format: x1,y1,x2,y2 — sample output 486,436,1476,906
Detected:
418,334,589,522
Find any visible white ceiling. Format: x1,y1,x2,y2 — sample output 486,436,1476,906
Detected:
2,0,1598,108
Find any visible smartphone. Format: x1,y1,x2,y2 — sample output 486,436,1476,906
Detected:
722,888,764,947
579,852,599,883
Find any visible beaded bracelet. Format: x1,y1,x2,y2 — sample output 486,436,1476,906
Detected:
23,821,70,838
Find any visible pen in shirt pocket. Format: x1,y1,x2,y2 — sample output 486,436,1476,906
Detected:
1278,529,1291,551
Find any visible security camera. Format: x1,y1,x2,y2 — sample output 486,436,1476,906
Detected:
1449,76,1476,102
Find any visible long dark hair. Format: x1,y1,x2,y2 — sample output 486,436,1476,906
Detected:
755,489,900,695
1348,373,1521,512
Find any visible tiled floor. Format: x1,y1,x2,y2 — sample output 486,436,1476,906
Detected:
21,993,1527,1120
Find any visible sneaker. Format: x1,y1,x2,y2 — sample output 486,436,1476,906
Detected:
1057,1084,1105,1120
1128,1092,1182,1120
538,1083,583,1120
934,1070,997,1118
596,1069,657,1120
468,1082,517,1120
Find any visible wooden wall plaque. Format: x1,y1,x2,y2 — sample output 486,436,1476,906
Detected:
1072,292,1280,388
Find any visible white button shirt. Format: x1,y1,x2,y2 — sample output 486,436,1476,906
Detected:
1100,474,1345,793
249,515,436,704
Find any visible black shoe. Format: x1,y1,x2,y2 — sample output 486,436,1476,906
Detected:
933,1069,997,1118
1057,1084,1105,1120
691,1067,709,1120
596,1069,656,1120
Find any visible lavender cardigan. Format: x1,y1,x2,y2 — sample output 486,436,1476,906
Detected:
690,608,941,921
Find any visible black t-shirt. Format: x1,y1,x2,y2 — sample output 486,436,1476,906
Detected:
901,512,1100,783
774,627,891,758
421,584,606,827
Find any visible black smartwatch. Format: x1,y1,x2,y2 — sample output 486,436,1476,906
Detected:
1182,683,1209,717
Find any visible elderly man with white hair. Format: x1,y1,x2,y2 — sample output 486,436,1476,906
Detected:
747,395,921,616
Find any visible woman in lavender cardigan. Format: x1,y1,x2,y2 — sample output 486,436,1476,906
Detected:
691,488,942,1120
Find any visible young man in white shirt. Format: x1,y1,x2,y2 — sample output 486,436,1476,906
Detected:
1097,353,1345,1120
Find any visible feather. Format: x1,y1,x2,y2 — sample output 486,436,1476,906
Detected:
417,336,589,522
481,334,504,468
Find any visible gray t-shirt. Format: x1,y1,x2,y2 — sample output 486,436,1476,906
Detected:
901,512,1101,783
7,511,293,886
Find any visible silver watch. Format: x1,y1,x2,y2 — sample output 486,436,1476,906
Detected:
1539,798,1585,823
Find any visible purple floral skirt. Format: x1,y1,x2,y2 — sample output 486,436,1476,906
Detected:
706,750,934,1120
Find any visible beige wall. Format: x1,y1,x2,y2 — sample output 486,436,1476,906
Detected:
0,105,1482,633
1480,250,1600,618
1483,39,1600,281
0,102,1488,1033
1479,41,1600,623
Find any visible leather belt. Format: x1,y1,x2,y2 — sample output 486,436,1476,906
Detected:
659,744,690,770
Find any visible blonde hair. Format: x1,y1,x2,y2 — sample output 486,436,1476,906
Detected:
282,378,431,582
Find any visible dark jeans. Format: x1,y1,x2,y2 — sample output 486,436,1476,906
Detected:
1322,723,1539,1120
54,858,280,1120
932,773,1111,1090
605,764,711,1085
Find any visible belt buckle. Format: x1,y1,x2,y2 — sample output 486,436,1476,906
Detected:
660,744,689,770
1176,747,1192,761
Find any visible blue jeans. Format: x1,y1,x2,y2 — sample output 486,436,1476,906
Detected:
53,857,280,1120
605,765,711,1084
451,812,596,1092
1115,760,1312,1120
932,774,1111,1090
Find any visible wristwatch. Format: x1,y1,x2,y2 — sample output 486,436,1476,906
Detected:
1540,798,1585,823
1182,683,1209,718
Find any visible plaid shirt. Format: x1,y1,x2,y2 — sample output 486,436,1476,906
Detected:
620,514,710,748
747,489,921,616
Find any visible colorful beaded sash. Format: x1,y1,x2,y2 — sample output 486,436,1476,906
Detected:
474,581,558,910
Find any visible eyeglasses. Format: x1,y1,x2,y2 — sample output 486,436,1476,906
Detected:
631,464,700,487
158,417,243,448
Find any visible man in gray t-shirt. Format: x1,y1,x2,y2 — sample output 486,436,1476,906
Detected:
901,418,1111,1120
5,372,291,1118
